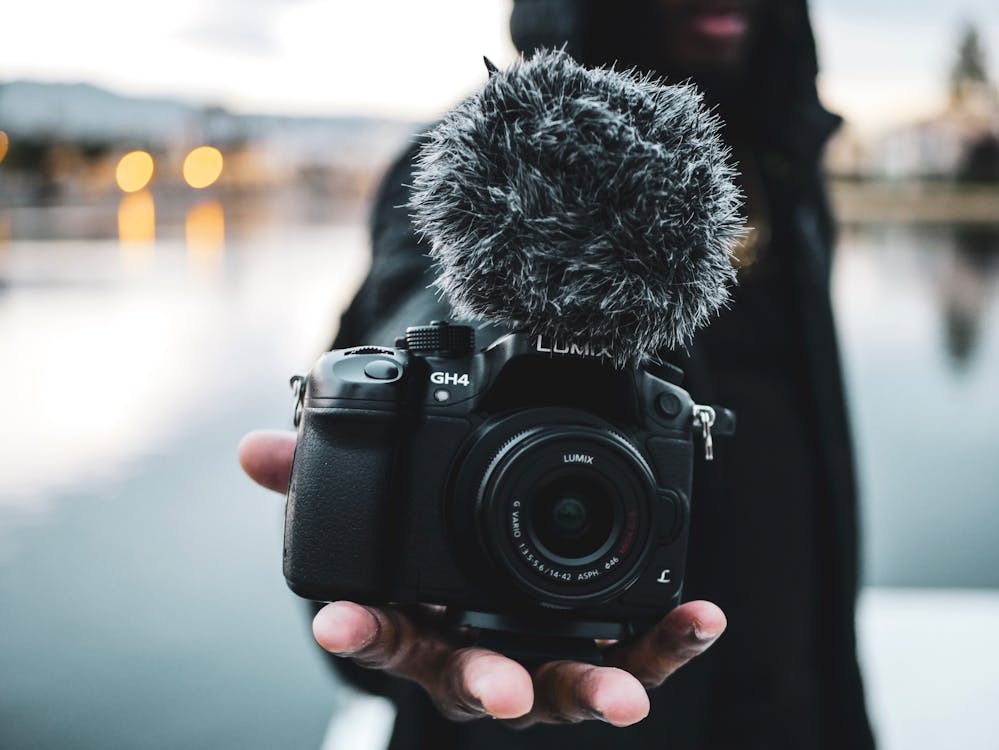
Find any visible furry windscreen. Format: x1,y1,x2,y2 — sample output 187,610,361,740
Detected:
409,49,744,366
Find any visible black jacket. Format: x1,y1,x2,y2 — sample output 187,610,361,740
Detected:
327,2,875,748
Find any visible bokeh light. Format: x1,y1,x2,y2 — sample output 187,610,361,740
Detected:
0,131,9,164
118,190,156,247
182,146,224,189
115,150,154,193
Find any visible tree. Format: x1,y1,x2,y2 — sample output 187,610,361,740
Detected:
950,24,989,103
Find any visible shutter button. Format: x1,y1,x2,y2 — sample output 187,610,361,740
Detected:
363,360,400,380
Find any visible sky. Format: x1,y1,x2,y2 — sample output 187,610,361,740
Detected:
2,0,998,134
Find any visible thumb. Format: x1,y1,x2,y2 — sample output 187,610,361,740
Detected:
238,429,296,494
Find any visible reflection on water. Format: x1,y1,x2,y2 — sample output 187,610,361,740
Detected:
833,220,999,588
186,200,226,270
117,192,229,273
0,202,368,509
0,200,371,749
0,201,996,748
118,189,156,245
940,225,999,368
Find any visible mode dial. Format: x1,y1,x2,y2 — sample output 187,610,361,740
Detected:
404,321,475,356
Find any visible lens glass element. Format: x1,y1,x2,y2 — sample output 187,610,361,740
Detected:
530,477,616,562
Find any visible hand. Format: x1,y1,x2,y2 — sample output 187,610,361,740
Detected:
240,429,726,727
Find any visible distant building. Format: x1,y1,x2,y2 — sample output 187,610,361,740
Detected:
865,82,998,180
827,25,999,182
0,80,418,204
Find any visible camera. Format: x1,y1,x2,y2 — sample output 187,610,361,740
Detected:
283,320,734,648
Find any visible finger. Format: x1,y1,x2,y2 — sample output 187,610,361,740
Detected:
313,603,532,720
238,429,296,493
602,600,726,688
512,661,649,728
313,601,438,674
434,647,534,721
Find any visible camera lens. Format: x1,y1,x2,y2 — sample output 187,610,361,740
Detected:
467,420,658,607
531,477,617,562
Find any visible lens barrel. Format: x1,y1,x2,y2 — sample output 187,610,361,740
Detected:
475,425,657,606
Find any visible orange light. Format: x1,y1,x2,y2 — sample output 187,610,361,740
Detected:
0,131,8,164
115,150,154,193
183,146,223,189
118,189,156,245
186,200,225,267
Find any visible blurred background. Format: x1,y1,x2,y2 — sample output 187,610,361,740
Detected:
1,1,997,748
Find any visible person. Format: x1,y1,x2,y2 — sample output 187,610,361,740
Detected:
239,0,876,747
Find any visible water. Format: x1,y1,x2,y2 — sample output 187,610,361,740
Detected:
0,200,997,748
0,200,371,749
834,221,999,588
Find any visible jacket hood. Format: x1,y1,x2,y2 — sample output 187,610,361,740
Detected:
509,0,840,165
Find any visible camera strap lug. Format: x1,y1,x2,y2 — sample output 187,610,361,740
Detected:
289,375,306,427
692,404,716,461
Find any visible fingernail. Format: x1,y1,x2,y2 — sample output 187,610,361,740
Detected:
313,602,373,655
466,673,495,715
691,623,723,643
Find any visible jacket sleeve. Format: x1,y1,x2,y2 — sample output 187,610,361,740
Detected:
331,138,445,350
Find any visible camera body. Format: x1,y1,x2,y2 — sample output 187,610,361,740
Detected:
284,322,732,642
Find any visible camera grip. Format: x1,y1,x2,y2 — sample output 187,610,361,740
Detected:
284,409,399,601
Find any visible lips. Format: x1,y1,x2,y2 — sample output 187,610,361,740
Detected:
691,10,749,41
676,0,752,45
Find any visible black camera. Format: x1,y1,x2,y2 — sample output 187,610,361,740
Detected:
283,321,733,650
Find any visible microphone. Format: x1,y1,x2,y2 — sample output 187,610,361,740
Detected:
409,49,745,367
